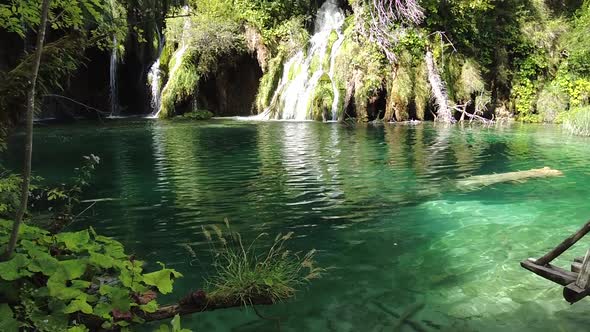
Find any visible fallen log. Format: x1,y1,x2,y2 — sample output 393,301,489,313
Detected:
139,292,273,322
79,291,273,329
455,167,563,191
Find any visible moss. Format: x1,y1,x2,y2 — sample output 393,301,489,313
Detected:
311,74,334,120
309,53,321,76
255,51,285,112
176,109,214,120
386,63,413,121
159,49,200,118
414,59,429,121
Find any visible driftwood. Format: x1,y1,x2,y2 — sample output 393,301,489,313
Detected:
521,219,590,303
425,49,453,123
535,220,590,266
455,167,563,191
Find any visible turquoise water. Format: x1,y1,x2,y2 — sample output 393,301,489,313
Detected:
6,120,590,331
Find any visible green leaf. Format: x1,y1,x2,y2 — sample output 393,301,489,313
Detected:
89,252,115,269
171,314,191,332
59,259,88,279
139,300,158,313
0,304,18,332
143,268,183,295
0,253,32,281
99,285,132,311
67,326,90,332
56,230,90,252
64,295,93,314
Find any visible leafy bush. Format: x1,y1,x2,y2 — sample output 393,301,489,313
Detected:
536,83,568,123
0,221,183,331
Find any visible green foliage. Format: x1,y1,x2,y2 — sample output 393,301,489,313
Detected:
159,49,200,118
0,222,183,331
0,303,18,332
255,51,285,113
563,2,590,75
564,106,590,136
536,83,569,122
311,74,334,121
201,223,322,306
0,33,87,125
0,171,22,219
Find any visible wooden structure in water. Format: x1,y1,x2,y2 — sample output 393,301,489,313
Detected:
521,220,590,303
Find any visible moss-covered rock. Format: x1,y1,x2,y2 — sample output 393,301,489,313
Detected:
255,51,286,113
176,109,214,120
311,74,334,121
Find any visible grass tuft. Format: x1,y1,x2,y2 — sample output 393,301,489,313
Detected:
564,106,590,136
203,223,322,306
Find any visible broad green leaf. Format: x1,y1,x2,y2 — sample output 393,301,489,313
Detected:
89,251,115,269
68,326,90,332
0,304,18,332
56,230,90,252
99,285,132,311
64,295,93,314
143,269,183,294
59,259,88,279
0,253,32,281
93,302,114,319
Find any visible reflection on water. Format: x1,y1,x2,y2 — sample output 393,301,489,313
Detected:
6,121,590,331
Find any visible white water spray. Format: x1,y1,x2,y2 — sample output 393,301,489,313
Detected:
148,28,164,117
109,35,119,117
261,0,345,121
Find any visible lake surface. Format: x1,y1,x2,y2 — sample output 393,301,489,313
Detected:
6,120,590,331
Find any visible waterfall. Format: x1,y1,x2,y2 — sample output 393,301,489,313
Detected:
148,28,164,118
109,35,119,117
262,0,345,121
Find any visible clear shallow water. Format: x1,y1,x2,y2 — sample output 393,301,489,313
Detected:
6,120,590,331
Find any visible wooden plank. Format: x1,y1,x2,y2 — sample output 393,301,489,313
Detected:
575,249,590,289
535,220,590,266
572,261,582,273
564,282,590,303
521,259,578,286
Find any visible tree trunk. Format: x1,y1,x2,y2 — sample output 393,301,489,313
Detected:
425,49,454,123
2,0,51,261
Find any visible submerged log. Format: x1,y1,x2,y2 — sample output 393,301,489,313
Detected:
455,167,563,191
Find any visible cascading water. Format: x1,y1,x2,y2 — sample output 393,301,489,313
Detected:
109,35,119,117
261,0,345,121
148,28,164,118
